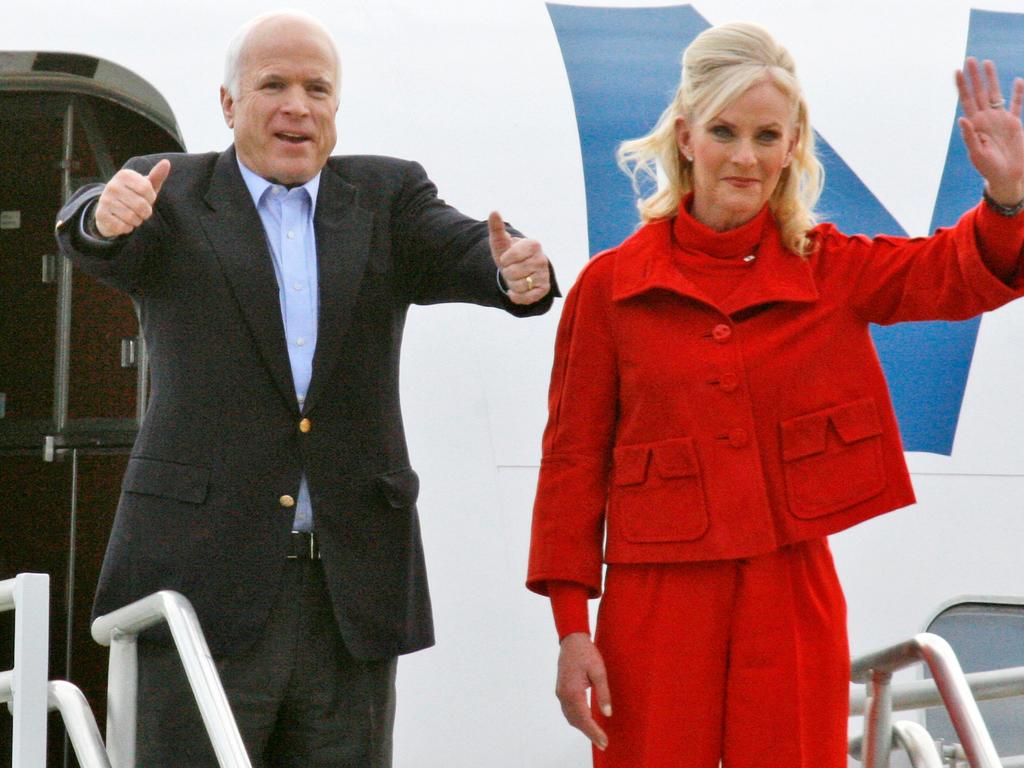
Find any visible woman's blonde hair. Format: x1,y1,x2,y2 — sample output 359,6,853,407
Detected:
617,22,823,255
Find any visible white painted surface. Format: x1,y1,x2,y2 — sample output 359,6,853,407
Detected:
5,1,1024,764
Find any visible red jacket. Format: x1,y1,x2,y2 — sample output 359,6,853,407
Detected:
528,202,1024,597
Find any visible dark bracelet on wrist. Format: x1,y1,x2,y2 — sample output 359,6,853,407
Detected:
983,189,1024,217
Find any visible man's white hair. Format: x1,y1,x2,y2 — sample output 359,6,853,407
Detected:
223,10,341,99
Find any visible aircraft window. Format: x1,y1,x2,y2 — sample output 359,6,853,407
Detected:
923,600,1024,757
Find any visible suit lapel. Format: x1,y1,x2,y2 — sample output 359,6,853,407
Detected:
302,161,374,414
197,148,297,409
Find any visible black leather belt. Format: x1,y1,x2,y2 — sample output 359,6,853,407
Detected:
287,531,321,560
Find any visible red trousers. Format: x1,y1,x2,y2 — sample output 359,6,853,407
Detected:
592,539,849,768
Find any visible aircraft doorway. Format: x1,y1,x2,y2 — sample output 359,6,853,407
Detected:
0,51,185,767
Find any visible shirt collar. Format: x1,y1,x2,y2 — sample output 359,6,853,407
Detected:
236,156,321,211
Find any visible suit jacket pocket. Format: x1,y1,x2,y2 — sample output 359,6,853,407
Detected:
377,467,420,509
123,456,210,504
780,398,886,519
612,437,708,543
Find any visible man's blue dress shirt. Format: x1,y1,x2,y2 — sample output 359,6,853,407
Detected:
238,159,320,532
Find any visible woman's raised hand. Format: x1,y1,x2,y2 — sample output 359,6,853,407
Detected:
956,57,1024,206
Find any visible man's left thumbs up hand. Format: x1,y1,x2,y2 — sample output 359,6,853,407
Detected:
488,211,551,305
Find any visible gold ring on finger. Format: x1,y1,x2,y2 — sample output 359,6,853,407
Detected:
525,274,534,291
991,98,1006,109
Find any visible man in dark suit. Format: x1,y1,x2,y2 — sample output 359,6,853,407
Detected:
55,10,554,766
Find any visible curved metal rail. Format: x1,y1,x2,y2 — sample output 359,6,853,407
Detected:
850,632,1001,768
90,590,251,768
91,590,252,768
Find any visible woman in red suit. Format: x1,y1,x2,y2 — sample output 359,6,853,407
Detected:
527,21,1024,768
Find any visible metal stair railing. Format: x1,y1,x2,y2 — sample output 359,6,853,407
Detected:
3,573,112,768
90,589,252,768
2,676,114,768
1,573,50,768
849,632,1002,768
849,721,945,768
849,658,1024,767
45,680,112,768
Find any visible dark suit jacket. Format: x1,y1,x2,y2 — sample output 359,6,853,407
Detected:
56,147,555,659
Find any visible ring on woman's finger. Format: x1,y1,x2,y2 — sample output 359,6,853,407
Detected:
990,98,1006,109
525,274,534,291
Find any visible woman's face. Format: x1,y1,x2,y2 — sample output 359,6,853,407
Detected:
676,79,797,231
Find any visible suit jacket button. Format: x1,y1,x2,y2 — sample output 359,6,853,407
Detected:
279,494,295,508
719,372,739,392
299,418,312,433
728,429,749,448
711,324,732,342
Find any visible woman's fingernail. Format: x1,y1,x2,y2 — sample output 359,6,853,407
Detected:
602,704,613,717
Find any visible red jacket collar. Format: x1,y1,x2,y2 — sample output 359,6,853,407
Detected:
612,205,821,314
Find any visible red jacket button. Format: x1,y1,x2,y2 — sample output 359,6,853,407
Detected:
712,324,732,342
719,372,739,392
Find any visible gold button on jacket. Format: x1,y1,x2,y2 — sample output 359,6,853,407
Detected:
299,418,311,433
279,494,295,508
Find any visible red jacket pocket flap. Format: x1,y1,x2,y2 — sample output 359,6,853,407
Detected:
781,398,883,461
780,411,829,462
612,444,651,486
651,437,699,478
829,398,883,444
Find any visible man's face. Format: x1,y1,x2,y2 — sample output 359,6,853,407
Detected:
221,18,339,185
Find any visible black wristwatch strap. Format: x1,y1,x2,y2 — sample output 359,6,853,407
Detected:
983,189,1024,217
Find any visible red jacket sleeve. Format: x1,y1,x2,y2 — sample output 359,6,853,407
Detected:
527,255,618,597
832,203,1024,324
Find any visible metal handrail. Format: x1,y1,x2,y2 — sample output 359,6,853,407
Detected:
850,721,945,768
850,632,1001,768
46,680,112,768
1,573,50,768
850,665,1024,714
91,590,252,768
892,721,946,768
945,745,1024,768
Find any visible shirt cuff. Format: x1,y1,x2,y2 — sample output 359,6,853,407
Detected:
77,198,122,248
496,267,510,295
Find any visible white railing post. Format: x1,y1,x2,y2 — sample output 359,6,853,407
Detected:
1,573,51,768
104,633,138,768
863,669,894,768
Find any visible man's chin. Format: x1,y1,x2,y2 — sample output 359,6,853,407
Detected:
265,162,320,187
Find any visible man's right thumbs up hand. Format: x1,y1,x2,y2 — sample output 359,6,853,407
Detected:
94,159,171,238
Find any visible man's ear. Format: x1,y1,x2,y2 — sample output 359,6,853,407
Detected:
220,85,235,129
